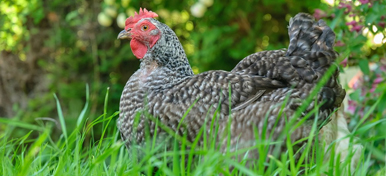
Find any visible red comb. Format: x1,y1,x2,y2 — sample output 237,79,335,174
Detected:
125,8,158,30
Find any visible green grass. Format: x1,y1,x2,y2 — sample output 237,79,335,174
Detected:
1,84,385,175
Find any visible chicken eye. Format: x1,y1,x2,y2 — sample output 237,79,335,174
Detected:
142,25,149,31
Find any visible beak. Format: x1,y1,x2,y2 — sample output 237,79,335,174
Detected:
117,29,132,40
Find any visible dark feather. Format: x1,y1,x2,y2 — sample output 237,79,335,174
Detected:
117,12,346,165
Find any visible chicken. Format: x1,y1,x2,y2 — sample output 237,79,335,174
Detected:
116,8,345,162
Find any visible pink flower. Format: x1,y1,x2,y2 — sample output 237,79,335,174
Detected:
345,5,352,13
374,77,383,84
338,2,346,9
359,0,370,4
381,65,386,71
313,9,327,20
346,20,357,26
378,22,385,29
369,76,383,93
352,78,362,90
346,20,363,33
338,2,352,13
370,84,378,92
336,40,345,47
347,100,357,114
351,25,363,32
340,57,348,67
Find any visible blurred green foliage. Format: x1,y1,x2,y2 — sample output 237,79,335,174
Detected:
1,0,386,174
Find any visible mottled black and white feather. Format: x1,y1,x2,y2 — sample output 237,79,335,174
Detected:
118,13,345,162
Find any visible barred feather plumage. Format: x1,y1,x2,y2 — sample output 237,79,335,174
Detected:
117,11,345,163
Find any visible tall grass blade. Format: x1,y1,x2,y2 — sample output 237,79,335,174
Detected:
0,118,43,132
77,84,90,128
54,93,68,143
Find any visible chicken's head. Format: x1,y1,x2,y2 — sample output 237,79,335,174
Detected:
117,8,160,59
117,8,192,76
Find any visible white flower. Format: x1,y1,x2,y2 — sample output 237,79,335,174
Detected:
117,13,127,29
190,2,206,18
199,0,213,7
98,12,112,27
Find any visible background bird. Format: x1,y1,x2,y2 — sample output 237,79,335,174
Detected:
117,8,346,164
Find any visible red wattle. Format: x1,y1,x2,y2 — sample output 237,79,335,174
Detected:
130,38,147,59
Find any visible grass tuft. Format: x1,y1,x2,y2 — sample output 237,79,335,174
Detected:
1,84,385,175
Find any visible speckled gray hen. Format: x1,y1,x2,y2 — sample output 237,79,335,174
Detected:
116,8,345,159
